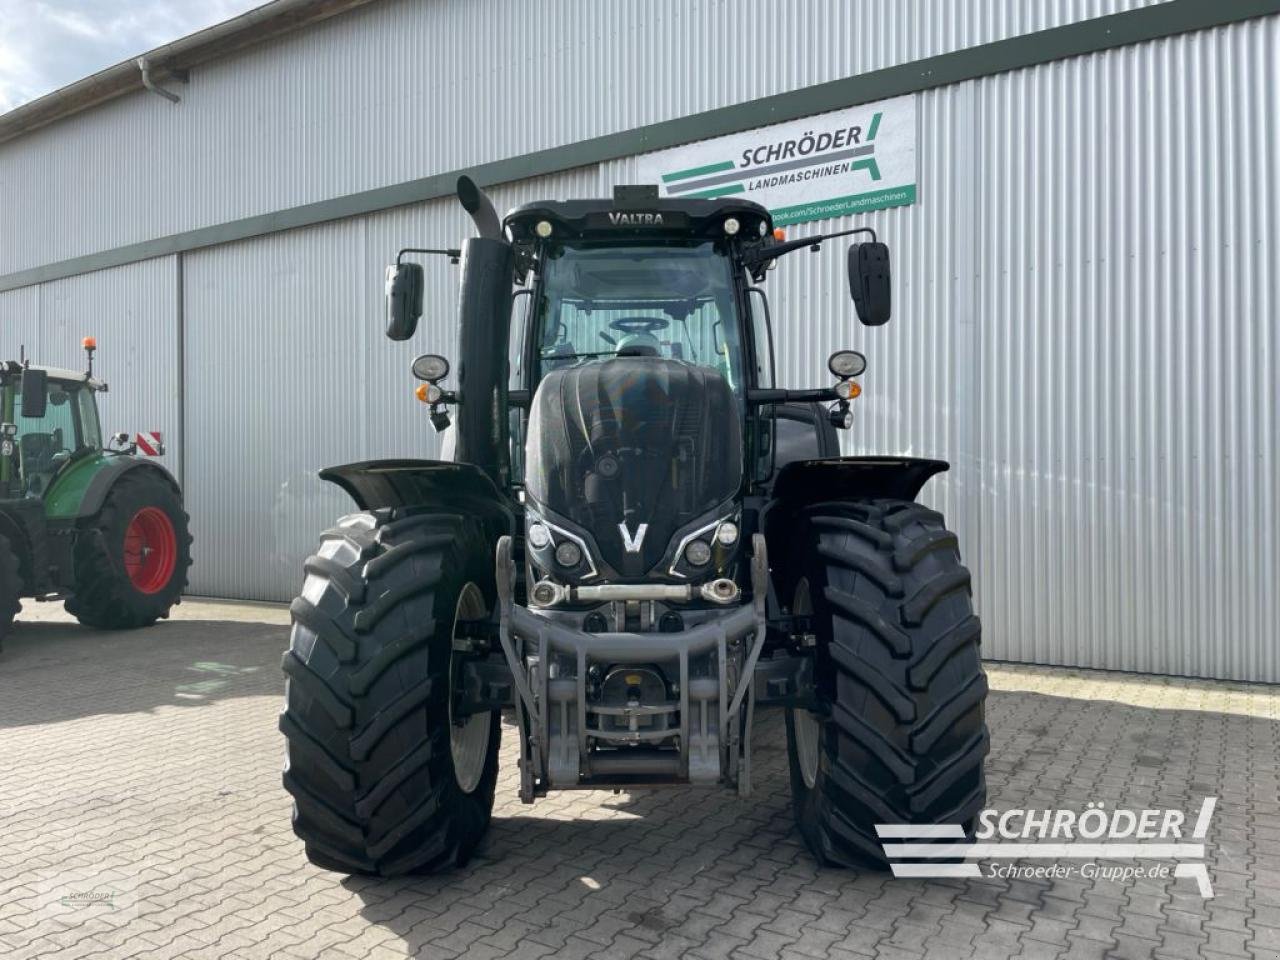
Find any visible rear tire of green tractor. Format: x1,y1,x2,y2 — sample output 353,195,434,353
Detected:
280,509,501,876
785,499,988,868
0,532,21,650
65,470,192,629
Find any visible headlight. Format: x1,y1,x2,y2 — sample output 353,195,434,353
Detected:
668,512,741,577
685,540,712,566
715,522,739,546
526,511,598,579
555,540,583,568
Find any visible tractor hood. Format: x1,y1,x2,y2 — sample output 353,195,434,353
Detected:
525,358,742,580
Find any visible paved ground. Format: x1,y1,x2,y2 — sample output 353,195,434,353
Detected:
1,600,1278,960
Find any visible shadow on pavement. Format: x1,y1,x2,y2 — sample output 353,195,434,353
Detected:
0,614,288,728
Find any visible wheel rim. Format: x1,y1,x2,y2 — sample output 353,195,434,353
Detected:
122,507,178,594
790,576,822,789
449,582,491,794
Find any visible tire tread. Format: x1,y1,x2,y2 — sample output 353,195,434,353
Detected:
786,498,988,869
280,508,499,876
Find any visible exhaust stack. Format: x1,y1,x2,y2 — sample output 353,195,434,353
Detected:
452,176,514,488
457,175,503,241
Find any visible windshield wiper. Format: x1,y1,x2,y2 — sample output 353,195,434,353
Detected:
540,350,618,360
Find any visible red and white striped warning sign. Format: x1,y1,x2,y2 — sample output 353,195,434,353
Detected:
135,432,164,456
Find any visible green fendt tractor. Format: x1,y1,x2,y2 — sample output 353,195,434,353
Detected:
281,178,988,876
0,339,192,647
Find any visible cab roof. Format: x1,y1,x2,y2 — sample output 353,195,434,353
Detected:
1,361,105,390
504,193,773,245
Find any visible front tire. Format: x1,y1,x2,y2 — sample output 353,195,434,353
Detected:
280,509,501,876
65,469,192,629
785,499,988,867
0,532,21,649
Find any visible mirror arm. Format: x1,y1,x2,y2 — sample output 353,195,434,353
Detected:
746,387,837,404
397,247,461,266
742,226,878,269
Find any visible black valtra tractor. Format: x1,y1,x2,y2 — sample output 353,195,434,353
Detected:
280,178,988,875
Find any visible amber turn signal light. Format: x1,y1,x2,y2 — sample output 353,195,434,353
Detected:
834,380,862,401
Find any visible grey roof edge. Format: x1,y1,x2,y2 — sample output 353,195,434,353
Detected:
0,0,380,145
2,0,1277,294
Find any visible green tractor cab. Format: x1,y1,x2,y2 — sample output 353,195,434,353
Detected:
0,340,192,647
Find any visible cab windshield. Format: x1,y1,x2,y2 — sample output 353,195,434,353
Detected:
533,241,745,391
0,377,103,497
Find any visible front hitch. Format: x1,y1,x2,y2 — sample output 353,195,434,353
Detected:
495,534,768,801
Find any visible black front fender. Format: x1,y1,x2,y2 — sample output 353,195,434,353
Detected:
770,456,949,506
763,456,950,606
320,459,515,541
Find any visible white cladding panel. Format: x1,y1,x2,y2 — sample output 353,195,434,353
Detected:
0,0,1167,275
967,17,1280,682
181,167,605,600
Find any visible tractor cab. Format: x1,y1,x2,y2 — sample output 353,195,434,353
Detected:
505,192,771,399
0,362,106,499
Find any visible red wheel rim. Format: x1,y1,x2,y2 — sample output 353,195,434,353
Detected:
123,507,177,594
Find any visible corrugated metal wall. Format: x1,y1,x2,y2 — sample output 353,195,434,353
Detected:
0,0,1168,275
182,167,605,600
2,4,1275,682
969,16,1280,681
0,257,182,475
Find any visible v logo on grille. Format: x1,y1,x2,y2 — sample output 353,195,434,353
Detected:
618,521,648,553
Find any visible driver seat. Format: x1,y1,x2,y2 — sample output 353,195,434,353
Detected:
616,333,662,357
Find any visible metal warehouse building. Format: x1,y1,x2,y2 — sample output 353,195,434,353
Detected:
0,0,1276,681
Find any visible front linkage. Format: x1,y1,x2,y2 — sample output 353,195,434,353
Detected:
494,534,769,801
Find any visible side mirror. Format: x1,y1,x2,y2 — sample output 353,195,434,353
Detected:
20,368,47,418
385,262,424,341
848,242,891,326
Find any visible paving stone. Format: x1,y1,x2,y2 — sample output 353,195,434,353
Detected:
0,602,1273,960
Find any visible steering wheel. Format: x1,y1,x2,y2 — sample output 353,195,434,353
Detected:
609,316,670,335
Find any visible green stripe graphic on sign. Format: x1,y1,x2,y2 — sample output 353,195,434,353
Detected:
661,160,736,184
866,111,883,142
770,185,916,225
684,183,746,199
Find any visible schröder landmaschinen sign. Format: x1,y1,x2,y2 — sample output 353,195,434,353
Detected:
636,95,917,226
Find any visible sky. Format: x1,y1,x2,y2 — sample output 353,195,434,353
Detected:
0,0,264,113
